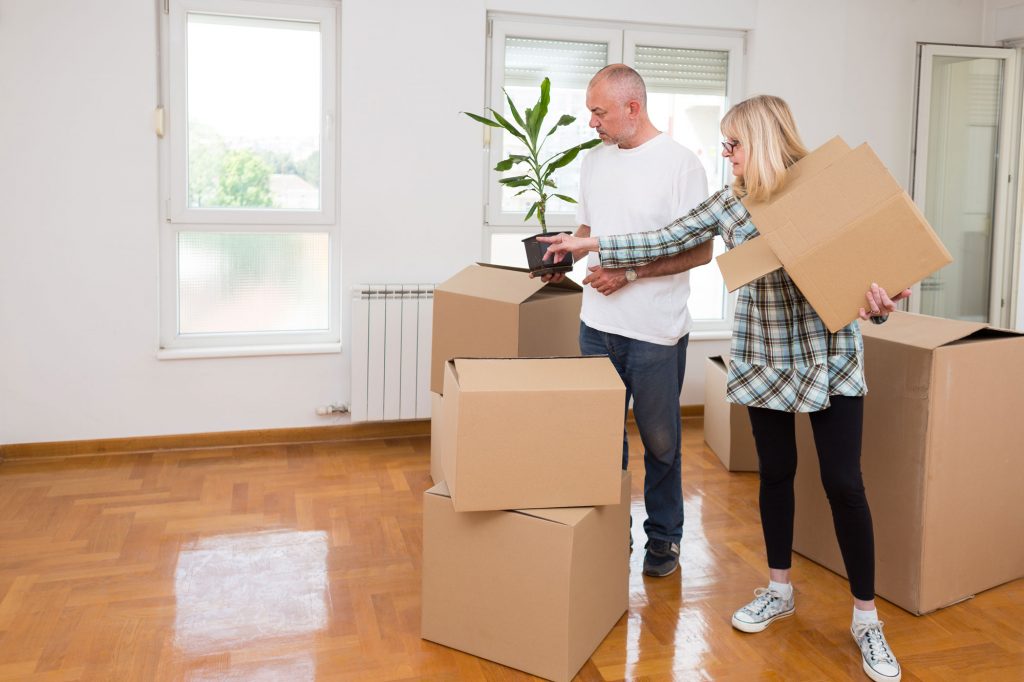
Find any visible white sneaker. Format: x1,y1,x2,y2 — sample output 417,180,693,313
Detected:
852,620,902,682
731,586,795,633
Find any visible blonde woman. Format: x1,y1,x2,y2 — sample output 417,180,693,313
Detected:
540,95,907,682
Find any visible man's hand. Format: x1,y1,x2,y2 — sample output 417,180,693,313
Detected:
583,265,627,296
529,271,567,283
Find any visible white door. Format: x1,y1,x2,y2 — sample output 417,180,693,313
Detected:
911,44,1017,324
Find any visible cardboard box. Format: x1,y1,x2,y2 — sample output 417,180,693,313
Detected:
421,472,631,682
716,137,953,332
430,263,582,395
702,356,759,472
440,357,624,511
792,312,1024,614
429,391,444,485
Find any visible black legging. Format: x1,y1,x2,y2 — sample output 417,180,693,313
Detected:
746,396,875,601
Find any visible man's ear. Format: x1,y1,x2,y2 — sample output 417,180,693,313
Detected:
628,100,642,117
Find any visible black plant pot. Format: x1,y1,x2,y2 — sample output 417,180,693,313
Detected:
522,231,574,276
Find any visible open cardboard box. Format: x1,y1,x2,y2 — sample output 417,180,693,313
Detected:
430,263,582,395
439,356,624,512
702,356,758,472
717,138,953,332
421,472,630,682
793,312,1024,614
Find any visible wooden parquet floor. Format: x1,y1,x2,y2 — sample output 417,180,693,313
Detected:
0,421,1021,681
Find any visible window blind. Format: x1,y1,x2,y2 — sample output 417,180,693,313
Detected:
634,45,728,96
504,37,608,89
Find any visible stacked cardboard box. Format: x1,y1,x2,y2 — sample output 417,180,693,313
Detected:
792,312,1024,614
422,265,630,681
428,263,583,483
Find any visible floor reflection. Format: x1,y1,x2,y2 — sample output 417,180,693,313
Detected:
173,530,328,656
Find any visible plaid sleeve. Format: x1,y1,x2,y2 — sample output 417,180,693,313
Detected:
597,189,725,268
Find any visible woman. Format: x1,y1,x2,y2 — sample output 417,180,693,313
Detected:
539,95,906,682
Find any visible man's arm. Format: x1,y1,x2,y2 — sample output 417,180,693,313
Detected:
584,239,713,295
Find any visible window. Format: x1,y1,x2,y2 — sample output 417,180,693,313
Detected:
485,17,743,332
159,0,339,355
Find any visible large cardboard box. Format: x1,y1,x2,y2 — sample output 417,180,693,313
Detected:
440,357,624,511
421,472,631,682
717,137,953,332
793,312,1024,614
702,356,759,472
429,391,444,485
430,263,582,395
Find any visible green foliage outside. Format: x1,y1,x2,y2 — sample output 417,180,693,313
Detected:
217,150,273,208
188,121,320,208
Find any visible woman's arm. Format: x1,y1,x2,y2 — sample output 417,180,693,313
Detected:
539,190,725,267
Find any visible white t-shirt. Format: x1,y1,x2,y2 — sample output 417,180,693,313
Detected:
576,133,709,345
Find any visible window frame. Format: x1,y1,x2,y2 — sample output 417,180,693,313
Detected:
483,16,745,334
158,0,341,356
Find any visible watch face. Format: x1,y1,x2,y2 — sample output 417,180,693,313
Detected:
625,268,637,282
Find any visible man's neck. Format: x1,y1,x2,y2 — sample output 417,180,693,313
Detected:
618,121,660,150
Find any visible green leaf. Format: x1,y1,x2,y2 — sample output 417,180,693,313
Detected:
487,108,528,143
527,78,551,143
524,202,539,222
552,193,577,204
547,145,584,172
579,138,602,150
462,111,502,128
499,176,533,188
513,188,533,197
494,155,528,172
545,114,576,137
503,89,527,129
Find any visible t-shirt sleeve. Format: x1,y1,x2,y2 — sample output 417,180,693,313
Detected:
676,162,709,217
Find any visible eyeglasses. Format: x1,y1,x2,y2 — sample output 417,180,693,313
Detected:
721,138,741,154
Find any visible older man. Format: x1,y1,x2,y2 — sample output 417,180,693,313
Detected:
551,64,712,577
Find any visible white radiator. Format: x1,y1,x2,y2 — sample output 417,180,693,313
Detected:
350,284,434,422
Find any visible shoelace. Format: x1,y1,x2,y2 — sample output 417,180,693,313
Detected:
744,587,783,616
853,621,897,665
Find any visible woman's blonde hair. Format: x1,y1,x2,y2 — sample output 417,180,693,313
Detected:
721,95,807,202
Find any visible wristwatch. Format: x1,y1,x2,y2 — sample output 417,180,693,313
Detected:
624,268,638,282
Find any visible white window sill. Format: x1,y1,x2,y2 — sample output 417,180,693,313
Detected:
157,343,342,360
689,329,732,341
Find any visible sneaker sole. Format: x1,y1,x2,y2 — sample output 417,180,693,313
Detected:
861,658,901,682
731,607,794,633
642,561,679,577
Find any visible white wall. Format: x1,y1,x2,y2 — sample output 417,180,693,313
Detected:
0,0,990,444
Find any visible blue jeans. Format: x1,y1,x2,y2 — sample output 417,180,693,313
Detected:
579,322,688,545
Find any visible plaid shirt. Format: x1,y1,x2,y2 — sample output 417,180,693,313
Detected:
598,187,877,413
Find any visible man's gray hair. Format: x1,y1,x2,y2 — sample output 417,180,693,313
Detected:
590,64,647,108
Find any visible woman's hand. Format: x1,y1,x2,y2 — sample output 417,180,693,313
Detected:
858,282,911,320
537,234,600,264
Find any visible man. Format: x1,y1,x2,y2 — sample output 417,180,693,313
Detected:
549,64,712,577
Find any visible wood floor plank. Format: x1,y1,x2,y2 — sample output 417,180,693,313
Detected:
0,421,1020,680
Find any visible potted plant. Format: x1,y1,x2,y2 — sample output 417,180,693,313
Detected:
464,78,601,275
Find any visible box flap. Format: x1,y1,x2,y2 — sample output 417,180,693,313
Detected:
437,264,544,304
708,354,726,370
716,236,783,292
741,136,852,231
476,262,583,293
425,480,451,498
723,137,952,330
452,357,623,392
858,312,992,349
512,506,593,526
